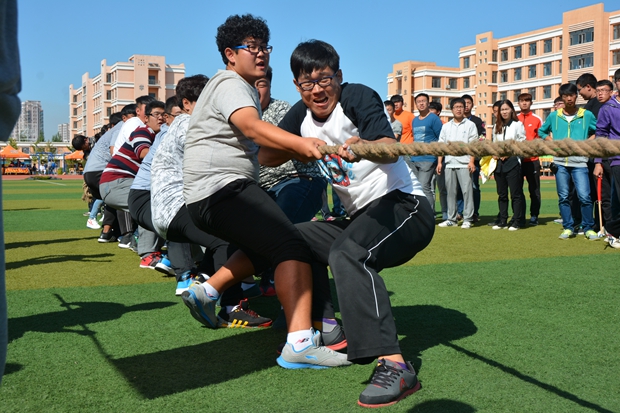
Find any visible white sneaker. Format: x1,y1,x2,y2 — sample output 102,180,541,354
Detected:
461,221,472,229
438,220,455,227
508,226,519,231
86,218,101,229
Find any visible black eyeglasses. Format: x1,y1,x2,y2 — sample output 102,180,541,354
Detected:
296,74,337,92
233,43,273,55
147,112,164,118
164,112,178,117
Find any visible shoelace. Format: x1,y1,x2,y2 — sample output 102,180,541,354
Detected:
369,360,400,389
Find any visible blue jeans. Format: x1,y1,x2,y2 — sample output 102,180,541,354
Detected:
555,165,594,231
266,177,327,224
88,199,103,220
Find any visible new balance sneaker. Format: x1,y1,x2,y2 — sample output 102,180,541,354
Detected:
559,229,574,240
438,220,455,227
585,230,600,241
217,299,272,328
117,233,133,248
155,255,174,276
529,216,539,226
358,359,421,408
86,218,101,230
181,282,218,328
321,324,347,351
98,231,116,243
461,221,472,229
277,330,352,369
139,252,162,270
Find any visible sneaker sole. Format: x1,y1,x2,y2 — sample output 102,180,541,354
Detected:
155,264,175,276
181,290,217,328
276,355,330,370
139,264,157,269
175,287,189,296
357,380,421,408
98,238,116,243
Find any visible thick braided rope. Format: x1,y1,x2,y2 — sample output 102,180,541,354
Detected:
318,139,620,158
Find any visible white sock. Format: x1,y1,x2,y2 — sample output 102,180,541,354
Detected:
287,329,314,352
201,281,220,300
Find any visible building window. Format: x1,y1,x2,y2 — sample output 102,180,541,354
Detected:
544,39,553,53
569,53,594,70
528,65,537,78
543,85,552,99
529,87,537,101
500,71,508,83
543,62,552,76
448,78,457,89
514,67,522,81
492,92,497,103
514,45,522,59
529,42,537,56
106,90,112,100
432,97,441,103
73,108,77,116
569,28,594,45
148,75,157,85
613,50,620,66
463,56,470,68
432,77,441,88
500,92,507,101
106,73,112,83
559,36,563,50
543,108,551,120
73,95,77,103
463,77,470,88
614,24,620,40
514,90,520,102
148,92,156,98
107,107,112,116
492,50,498,62
73,121,77,128
500,49,508,61
492,71,498,83
559,60,562,74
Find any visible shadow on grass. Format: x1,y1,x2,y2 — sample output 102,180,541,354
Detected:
8,297,176,342
6,236,93,250
408,399,476,413
6,253,115,270
3,363,24,376
4,207,50,212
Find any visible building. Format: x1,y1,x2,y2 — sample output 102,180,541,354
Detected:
57,123,69,142
387,3,620,132
10,100,44,142
69,54,185,138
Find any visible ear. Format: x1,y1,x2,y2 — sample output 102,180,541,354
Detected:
225,47,237,66
293,78,301,93
335,69,343,84
182,98,191,112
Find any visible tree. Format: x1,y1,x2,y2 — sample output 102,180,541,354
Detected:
45,141,56,155
37,131,45,143
8,137,18,149
51,132,63,142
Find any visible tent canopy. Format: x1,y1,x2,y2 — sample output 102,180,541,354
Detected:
0,146,30,159
64,151,84,160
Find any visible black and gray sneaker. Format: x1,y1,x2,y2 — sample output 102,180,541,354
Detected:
217,299,272,328
98,230,116,243
117,233,133,249
358,359,421,408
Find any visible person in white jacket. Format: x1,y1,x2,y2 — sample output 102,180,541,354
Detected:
489,100,526,230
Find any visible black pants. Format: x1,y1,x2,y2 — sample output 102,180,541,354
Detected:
521,160,541,218
495,163,525,227
83,171,118,229
593,160,613,230
296,191,435,363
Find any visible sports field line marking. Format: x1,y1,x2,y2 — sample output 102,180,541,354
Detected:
39,181,67,186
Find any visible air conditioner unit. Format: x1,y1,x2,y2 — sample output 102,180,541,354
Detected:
446,85,451,90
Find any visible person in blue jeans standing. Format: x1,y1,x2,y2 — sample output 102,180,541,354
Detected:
539,83,597,240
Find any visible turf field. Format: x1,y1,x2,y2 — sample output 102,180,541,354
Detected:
1,177,618,412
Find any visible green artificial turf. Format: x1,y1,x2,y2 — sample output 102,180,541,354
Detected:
1,178,619,412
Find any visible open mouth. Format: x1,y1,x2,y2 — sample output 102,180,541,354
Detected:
313,96,328,106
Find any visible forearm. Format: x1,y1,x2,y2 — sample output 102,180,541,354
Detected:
258,147,293,166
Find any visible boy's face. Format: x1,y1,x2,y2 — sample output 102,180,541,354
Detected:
145,107,165,132
451,102,465,119
295,67,342,119
385,104,394,118
518,99,532,112
255,78,271,110
463,99,473,115
415,96,428,112
596,85,612,103
226,37,269,84
164,106,183,126
577,84,594,100
561,93,577,109
393,100,403,112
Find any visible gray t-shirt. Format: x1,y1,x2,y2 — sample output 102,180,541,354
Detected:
83,121,122,173
183,70,261,205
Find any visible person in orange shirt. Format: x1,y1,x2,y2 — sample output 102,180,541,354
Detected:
390,94,414,144
517,93,543,226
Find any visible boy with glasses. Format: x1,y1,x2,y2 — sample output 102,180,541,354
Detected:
181,15,349,368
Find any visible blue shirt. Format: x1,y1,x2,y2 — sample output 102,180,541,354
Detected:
411,113,442,163
83,121,122,173
131,123,168,191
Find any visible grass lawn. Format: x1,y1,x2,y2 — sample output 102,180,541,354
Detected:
1,178,618,412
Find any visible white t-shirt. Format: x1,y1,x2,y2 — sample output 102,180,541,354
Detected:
112,116,144,155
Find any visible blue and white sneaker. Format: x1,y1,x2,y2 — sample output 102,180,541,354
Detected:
155,255,175,276
175,271,193,296
181,282,218,328
277,330,351,370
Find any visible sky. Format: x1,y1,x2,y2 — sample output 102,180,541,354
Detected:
16,0,609,140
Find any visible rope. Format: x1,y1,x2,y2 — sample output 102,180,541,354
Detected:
318,138,620,159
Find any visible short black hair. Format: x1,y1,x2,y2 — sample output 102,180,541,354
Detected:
109,112,123,125
290,39,339,80
390,94,404,103
596,79,614,91
121,104,137,117
384,100,394,109
429,101,443,113
614,68,620,83
554,96,563,104
71,134,88,150
492,100,503,109
558,83,578,96
576,73,597,89
176,75,209,104
136,95,156,107
165,96,179,114
216,14,270,65
145,100,165,115
450,98,466,109
517,93,532,102
415,93,430,102
461,94,473,103
265,66,273,83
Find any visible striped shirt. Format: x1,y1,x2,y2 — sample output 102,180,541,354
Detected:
100,126,155,184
